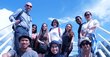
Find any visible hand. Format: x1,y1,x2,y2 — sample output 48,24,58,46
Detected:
15,20,20,24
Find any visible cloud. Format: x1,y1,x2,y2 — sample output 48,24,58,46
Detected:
0,8,13,34
85,0,110,26
48,17,75,24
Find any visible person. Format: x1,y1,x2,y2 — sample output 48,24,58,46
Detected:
32,24,38,50
75,16,85,54
9,2,33,51
2,35,38,57
49,19,63,47
61,24,74,57
78,37,96,57
82,11,99,53
37,23,49,57
45,40,64,57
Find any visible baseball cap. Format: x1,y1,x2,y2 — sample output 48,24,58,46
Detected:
79,37,91,47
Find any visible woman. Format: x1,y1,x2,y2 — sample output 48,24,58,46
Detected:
49,19,63,46
45,40,64,57
62,24,74,57
37,23,49,57
32,24,38,50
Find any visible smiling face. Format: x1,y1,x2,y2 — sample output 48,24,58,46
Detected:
50,44,59,54
20,38,30,49
66,24,72,32
81,41,91,52
42,23,47,31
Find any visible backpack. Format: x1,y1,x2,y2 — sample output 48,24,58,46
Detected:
11,10,24,30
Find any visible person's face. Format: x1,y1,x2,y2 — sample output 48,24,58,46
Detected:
20,38,30,49
51,44,59,54
53,21,57,27
76,17,82,25
81,41,91,52
85,13,91,21
25,4,32,12
66,24,72,32
32,26,36,33
42,24,47,31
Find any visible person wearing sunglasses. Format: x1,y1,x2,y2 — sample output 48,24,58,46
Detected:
9,2,33,51
78,37,96,57
81,11,99,54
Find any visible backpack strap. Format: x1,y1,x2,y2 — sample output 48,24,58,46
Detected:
58,28,61,37
15,10,24,20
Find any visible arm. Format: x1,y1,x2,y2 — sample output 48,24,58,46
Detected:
9,8,23,24
2,53,11,57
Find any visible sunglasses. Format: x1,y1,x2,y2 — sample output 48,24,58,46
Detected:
26,5,32,8
85,14,91,16
81,41,90,46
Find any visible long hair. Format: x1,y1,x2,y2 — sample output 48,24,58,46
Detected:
63,23,74,40
38,23,49,40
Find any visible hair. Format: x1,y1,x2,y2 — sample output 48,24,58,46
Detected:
51,19,59,27
84,11,92,17
32,24,37,33
63,23,74,41
19,35,31,42
75,16,82,20
38,23,49,40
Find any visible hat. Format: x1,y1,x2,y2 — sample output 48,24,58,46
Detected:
79,37,91,45
26,2,32,6
50,40,60,48
19,35,31,42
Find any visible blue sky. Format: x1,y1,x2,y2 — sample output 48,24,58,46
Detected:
0,0,110,42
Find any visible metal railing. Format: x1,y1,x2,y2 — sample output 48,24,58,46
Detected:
96,26,110,57
0,22,14,57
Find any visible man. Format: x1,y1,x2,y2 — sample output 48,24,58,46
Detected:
82,11,99,53
2,35,38,57
78,37,96,57
9,2,32,51
75,16,85,54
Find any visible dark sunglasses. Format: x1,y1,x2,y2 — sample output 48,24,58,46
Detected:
81,41,90,46
26,5,32,8
85,14,91,16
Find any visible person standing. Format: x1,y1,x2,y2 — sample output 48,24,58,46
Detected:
9,2,33,51
75,16,85,54
32,24,38,50
82,11,99,53
37,23,49,57
49,19,63,46
61,24,74,57
2,35,38,57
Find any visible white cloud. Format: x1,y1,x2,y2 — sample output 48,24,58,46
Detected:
85,0,110,26
48,17,75,24
0,8,13,34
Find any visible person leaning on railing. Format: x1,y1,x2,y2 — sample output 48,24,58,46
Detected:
9,2,33,51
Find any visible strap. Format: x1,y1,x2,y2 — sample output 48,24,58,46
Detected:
15,10,24,20
58,28,61,37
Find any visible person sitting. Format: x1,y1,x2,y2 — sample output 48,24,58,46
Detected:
2,35,38,57
45,40,64,57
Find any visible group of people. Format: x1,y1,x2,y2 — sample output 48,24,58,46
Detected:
75,11,99,57
2,1,100,57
